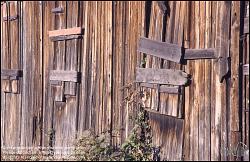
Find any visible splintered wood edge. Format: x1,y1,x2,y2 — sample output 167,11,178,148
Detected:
48,27,83,37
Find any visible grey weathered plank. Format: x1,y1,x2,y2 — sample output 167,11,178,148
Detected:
244,17,249,34
50,35,82,41
50,80,62,86
49,70,81,82
243,64,249,75
136,68,189,85
51,7,64,13
137,37,182,63
184,48,217,60
140,83,180,94
1,69,22,79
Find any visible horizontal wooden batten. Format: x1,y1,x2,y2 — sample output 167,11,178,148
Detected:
244,17,249,34
50,35,83,41
3,15,18,21
140,83,180,94
50,80,62,86
137,37,182,63
48,27,83,37
136,68,189,86
49,70,81,83
184,48,217,60
1,69,22,80
243,64,249,75
51,7,64,13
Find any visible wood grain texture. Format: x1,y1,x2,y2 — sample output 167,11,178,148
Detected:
136,68,189,85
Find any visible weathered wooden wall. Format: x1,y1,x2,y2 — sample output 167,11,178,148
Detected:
1,1,249,161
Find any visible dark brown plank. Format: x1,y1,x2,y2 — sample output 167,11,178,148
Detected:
49,70,81,82
184,48,217,60
243,64,249,75
137,37,182,63
50,35,82,41
51,7,64,13
136,68,189,85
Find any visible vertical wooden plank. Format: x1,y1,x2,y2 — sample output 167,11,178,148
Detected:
9,1,20,94
21,1,42,148
204,1,212,160
198,1,206,160
1,2,11,93
230,1,241,161
183,1,192,160
77,1,87,134
190,2,199,160
53,1,66,102
210,1,217,161
42,1,56,148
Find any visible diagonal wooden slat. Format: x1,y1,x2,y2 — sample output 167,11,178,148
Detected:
138,37,182,63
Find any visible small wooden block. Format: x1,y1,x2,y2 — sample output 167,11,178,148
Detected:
48,27,83,37
136,68,189,86
184,48,217,60
51,7,64,13
50,70,81,82
137,37,182,63
3,15,18,21
50,80,62,86
243,64,249,75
